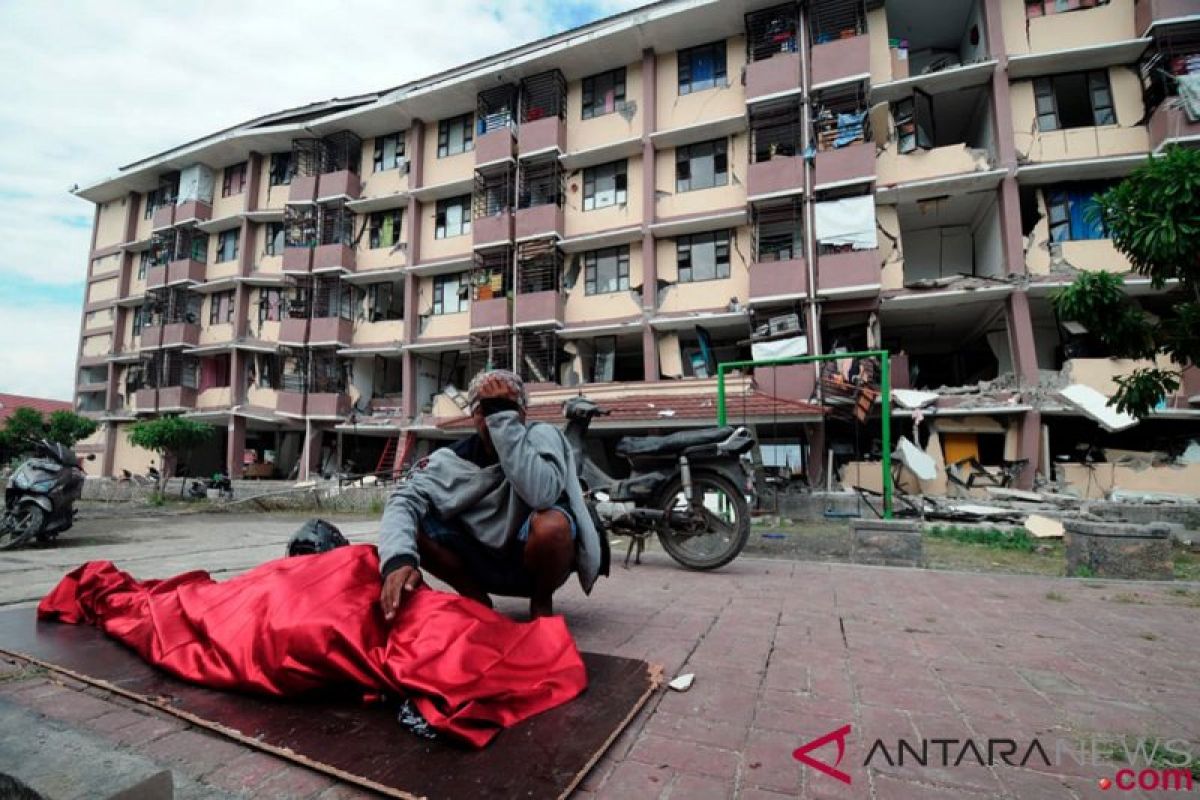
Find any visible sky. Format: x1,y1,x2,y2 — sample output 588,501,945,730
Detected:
0,0,642,401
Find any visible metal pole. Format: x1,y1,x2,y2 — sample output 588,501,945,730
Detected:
880,351,892,519
716,363,728,426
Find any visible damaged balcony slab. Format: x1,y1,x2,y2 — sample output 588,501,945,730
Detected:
1015,154,1146,185
869,60,998,105
1008,39,1152,79
875,168,1005,204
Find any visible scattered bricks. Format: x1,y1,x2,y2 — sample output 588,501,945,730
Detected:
849,519,923,567
1063,519,1174,580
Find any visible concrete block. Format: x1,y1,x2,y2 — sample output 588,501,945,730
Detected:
849,518,923,567
1063,519,1174,581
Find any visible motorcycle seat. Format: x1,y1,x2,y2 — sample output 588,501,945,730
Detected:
616,427,735,458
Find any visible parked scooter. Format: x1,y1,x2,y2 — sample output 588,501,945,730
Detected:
0,439,92,550
186,471,234,501
562,396,754,570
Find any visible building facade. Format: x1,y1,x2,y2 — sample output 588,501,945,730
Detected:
72,0,1200,493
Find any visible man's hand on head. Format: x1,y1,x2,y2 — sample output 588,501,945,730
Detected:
477,374,521,405
381,565,423,622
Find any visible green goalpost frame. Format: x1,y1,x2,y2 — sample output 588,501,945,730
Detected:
715,350,893,519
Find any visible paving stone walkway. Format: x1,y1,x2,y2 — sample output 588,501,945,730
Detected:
0,513,1196,799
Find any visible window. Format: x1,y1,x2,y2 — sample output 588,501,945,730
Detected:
582,68,626,119
265,222,285,256
366,281,403,321
676,139,729,193
208,291,235,325
677,230,732,282
1025,0,1111,19
435,195,471,239
755,201,804,261
256,353,280,389
187,233,209,262
1034,70,1116,131
433,272,468,315
137,251,151,280
895,91,934,154
132,306,146,335
222,162,247,197
216,229,239,263
678,41,727,95
369,209,403,249
583,160,627,211
584,246,630,295
269,152,293,186
258,288,283,323
437,114,474,158
1045,184,1111,243
373,132,405,172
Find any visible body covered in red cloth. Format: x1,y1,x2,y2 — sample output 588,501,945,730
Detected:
36,544,586,747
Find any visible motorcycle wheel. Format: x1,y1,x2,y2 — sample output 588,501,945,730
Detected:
0,505,45,551
655,473,750,570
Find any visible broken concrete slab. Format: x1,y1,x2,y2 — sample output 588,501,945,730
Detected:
892,389,939,409
1024,514,1064,540
894,436,937,481
986,487,1046,503
1059,384,1138,432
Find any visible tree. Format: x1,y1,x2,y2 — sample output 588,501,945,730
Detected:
46,410,98,448
0,407,51,463
128,416,212,494
1052,145,1200,417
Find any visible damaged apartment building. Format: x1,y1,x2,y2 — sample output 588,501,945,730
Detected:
70,0,1200,499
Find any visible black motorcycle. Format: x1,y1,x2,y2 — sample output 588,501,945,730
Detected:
1,439,91,550
563,396,754,570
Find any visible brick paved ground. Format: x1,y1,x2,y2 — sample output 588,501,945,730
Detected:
0,514,1196,799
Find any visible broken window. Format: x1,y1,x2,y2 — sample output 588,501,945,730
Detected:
208,291,235,325
435,195,471,239
1044,183,1112,243
215,229,238,263
895,90,934,154
746,3,799,62
433,272,469,315
1034,71,1115,131
583,160,627,210
366,280,403,322
750,98,802,162
584,246,630,295
676,138,729,193
437,114,474,157
582,68,626,119
678,40,727,95
373,132,405,172
521,70,566,122
519,158,563,209
368,209,402,249
221,162,246,197
677,230,732,282
472,247,511,301
269,152,294,186
754,199,805,261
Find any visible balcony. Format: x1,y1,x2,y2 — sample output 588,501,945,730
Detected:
817,249,879,296
473,210,513,248
317,170,361,202
151,204,175,231
476,128,516,167
515,203,563,240
276,390,350,419
282,246,314,273
520,117,566,156
140,322,201,350
754,363,815,403
746,156,804,200
313,243,355,273
166,258,206,285
174,200,212,226
135,386,197,412
1148,100,1200,153
1137,0,1196,33
470,296,511,331
746,53,802,102
288,175,319,204
145,264,168,289
279,318,309,345
308,316,353,346
519,70,567,157
810,35,870,88
750,256,809,303
514,291,564,327
814,141,874,188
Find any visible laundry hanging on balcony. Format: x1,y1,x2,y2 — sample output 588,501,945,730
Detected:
814,195,877,251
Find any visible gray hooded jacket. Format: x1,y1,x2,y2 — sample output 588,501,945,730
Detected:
377,409,604,594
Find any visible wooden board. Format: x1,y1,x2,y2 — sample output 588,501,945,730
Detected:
0,608,659,800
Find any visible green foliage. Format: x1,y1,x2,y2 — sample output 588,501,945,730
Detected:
0,407,48,462
926,525,1035,552
128,416,212,488
1051,146,1200,418
1071,564,1095,579
45,410,98,447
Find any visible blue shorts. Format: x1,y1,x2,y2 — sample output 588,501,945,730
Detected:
420,506,576,598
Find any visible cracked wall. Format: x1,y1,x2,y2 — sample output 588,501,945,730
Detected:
1023,188,1133,275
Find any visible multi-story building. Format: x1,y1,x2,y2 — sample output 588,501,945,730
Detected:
71,0,1200,496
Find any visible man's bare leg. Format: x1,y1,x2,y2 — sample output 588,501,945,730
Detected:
523,510,575,618
416,532,493,608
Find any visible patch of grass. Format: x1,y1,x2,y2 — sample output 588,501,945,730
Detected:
926,526,1036,552
1094,737,1200,780
367,498,385,516
147,493,166,508
1045,591,1068,602
1071,564,1096,579
1172,543,1200,582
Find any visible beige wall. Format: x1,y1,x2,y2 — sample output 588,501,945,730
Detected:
655,133,747,219
564,155,643,236
1066,356,1176,396
655,226,750,313
210,176,244,219
82,333,112,357
1026,0,1136,54
88,278,119,304
563,241,644,324
252,225,283,274
359,132,411,198
419,205,473,262
112,423,157,476
246,386,277,409
416,274,470,339
876,204,905,290
566,61,643,153
1025,190,1133,275
353,319,405,345
200,320,234,345
258,157,289,210
94,198,129,249
133,196,153,242
877,142,991,186
656,36,747,131
197,387,232,409
92,253,121,278
1060,461,1200,499
422,126,475,189
357,221,409,272
1011,67,1148,163
867,7,893,84
85,307,114,330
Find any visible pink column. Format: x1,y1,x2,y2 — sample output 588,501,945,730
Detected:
402,122,425,420
640,48,660,382
226,415,247,479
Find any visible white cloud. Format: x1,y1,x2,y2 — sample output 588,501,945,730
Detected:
0,0,642,401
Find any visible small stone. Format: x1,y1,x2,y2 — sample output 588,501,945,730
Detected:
667,673,695,692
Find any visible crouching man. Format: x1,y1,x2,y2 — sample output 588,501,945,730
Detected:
379,369,605,620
